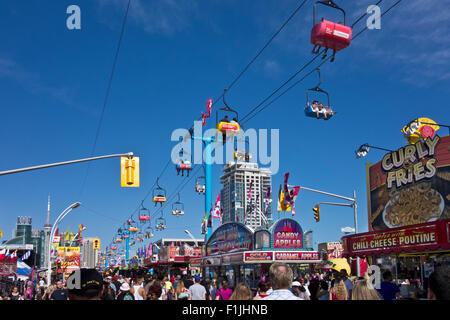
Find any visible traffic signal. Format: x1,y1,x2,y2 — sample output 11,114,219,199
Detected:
313,204,320,222
121,157,140,187
93,238,101,250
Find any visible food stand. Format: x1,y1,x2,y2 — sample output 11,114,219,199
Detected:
202,219,321,289
342,134,450,298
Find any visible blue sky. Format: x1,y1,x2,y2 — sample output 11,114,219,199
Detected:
0,0,449,256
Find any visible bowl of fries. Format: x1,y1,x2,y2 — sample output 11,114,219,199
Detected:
382,182,444,228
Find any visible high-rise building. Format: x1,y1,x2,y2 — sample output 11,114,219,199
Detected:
43,195,52,269
82,238,99,268
220,161,272,230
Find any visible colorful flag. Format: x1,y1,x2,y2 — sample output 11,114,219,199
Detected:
202,98,213,126
264,187,272,214
0,249,6,260
22,251,31,260
290,186,301,216
213,193,221,218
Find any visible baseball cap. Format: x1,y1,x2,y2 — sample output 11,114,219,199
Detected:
106,276,112,280
195,276,201,282
68,269,103,298
291,281,301,287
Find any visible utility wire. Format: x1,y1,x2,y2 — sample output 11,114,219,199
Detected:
78,0,132,199
209,0,310,109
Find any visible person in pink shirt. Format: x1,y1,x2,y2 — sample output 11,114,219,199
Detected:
215,280,233,300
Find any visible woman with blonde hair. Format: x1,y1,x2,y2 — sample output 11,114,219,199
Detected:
230,282,253,300
351,276,382,300
175,280,189,300
329,277,348,300
43,284,56,300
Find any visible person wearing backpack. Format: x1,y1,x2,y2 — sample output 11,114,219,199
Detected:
175,280,189,300
116,283,134,300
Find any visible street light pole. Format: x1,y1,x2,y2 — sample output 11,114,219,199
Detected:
184,230,198,247
0,153,134,176
47,202,81,287
294,185,360,276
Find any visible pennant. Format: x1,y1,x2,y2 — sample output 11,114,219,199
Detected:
0,249,6,260
22,251,31,261
207,205,213,228
213,193,221,218
290,187,301,216
284,173,291,203
64,227,70,241
206,98,212,117
264,187,272,214
55,228,59,236
202,98,213,126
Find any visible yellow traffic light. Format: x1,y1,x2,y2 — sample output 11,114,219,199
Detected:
93,238,101,250
313,205,320,222
121,157,140,187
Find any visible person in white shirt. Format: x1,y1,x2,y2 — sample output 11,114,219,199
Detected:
261,263,303,300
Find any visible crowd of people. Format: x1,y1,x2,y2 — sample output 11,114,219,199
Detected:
1,262,448,300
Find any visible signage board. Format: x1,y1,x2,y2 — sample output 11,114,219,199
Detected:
205,223,253,256
367,135,450,231
244,251,273,263
272,218,303,249
274,251,320,262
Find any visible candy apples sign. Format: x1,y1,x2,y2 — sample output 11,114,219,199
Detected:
272,218,303,249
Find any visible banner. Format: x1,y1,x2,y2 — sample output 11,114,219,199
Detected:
56,247,80,279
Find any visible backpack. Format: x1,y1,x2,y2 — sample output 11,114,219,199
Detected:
123,293,134,300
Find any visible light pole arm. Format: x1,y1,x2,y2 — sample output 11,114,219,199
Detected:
366,145,393,153
291,185,355,203
318,202,354,208
0,153,134,176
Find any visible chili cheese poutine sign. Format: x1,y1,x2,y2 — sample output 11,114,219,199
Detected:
367,135,450,231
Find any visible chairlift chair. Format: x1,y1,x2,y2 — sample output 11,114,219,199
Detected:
172,193,185,216
139,201,151,223
176,148,192,176
156,214,167,231
195,176,206,194
152,177,167,206
216,89,240,144
310,0,352,62
304,68,335,120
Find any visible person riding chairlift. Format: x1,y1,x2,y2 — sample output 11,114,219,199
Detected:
308,100,336,120
196,182,205,193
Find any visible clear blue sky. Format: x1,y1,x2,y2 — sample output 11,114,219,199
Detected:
0,0,449,256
